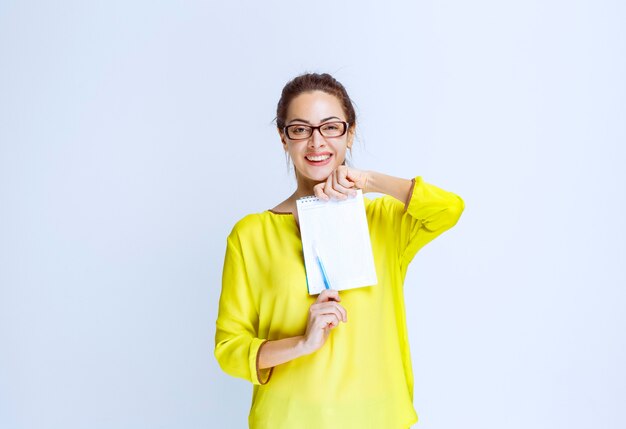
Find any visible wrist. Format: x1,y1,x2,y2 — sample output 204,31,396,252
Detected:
295,335,314,357
363,170,378,194
361,171,413,203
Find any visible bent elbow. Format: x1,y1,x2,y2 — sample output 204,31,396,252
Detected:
214,339,229,373
449,194,465,226
438,194,465,231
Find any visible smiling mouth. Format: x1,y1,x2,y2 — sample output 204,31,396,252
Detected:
305,154,332,162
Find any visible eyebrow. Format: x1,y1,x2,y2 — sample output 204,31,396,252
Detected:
287,116,342,125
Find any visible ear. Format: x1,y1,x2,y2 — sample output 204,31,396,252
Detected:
277,127,288,151
346,125,355,150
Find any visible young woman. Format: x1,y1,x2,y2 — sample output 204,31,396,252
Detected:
215,73,464,428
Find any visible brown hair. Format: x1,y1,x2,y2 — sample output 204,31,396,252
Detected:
275,73,357,130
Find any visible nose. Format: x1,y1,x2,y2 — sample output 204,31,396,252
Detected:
308,128,327,148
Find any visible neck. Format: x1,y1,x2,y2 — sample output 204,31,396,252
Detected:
280,173,322,210
293,172,320,199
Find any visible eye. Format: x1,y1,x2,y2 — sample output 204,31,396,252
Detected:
320,122,345,136
292,126,309,134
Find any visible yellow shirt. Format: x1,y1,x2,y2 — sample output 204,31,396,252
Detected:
215,176,464,428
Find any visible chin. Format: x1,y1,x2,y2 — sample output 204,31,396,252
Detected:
303,171,331,182
297,165,335,183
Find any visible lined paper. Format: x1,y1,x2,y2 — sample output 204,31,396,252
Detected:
297,190,378,295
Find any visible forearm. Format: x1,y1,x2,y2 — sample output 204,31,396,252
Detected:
364,171,413,205
258,335,310,369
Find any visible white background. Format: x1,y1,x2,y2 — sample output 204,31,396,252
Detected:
1,1,624,428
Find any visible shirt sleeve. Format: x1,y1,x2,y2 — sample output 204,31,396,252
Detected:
214,233,273,385
376,176,465,272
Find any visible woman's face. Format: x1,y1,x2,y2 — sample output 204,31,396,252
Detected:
280,90,354,183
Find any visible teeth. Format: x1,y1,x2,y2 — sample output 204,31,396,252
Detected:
306,154,331,162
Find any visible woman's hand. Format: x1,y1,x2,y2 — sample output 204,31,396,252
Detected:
301,289,347,354
313,166,369,201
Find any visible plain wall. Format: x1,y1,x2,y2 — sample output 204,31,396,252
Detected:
1,1,624,428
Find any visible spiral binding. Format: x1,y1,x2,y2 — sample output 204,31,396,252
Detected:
297,195,321,204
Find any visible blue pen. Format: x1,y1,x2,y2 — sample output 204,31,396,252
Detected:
313,245,331,290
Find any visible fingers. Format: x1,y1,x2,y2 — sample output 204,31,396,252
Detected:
312,289,347,323
313,182,329,201
331,172,356,199
336,167,356,193
303,291,348,353
324,175,345,200
310,301,348,323
318,313,340,329
314,169,357,201
316,289,340,303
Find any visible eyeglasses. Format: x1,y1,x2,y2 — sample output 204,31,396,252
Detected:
283,121,349,140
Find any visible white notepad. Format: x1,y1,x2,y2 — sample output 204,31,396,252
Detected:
296,190,378,295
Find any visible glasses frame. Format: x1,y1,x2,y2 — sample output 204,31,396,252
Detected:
283,121,350,141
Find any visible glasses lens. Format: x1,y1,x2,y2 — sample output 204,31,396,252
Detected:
320,122,346,137
286,125,312,139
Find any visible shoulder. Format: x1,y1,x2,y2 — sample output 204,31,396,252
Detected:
229,212,268,240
